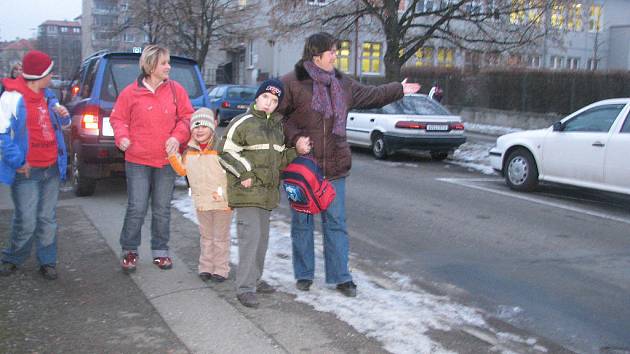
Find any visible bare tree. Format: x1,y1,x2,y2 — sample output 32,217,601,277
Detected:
271,0,564,81
118,0,169,44
160,0,264,69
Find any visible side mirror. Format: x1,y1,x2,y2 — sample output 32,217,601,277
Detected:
552,121,564,132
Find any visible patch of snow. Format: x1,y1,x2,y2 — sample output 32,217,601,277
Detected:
171,192,542,354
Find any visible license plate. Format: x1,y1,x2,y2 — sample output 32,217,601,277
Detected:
102,117,114,136
426,124,448,131
236,104,248,109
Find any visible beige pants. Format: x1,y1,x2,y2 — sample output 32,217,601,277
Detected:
197,209,233,277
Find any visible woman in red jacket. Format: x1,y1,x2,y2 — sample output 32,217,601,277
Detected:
110,44,193,273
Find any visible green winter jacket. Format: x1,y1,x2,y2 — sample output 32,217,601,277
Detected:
217,104,297,210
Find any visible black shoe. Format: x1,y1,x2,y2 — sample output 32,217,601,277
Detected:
296,279,313,291
237,292,259,308
0,262,17,277
336,281,357,297
210,274,226,283
199,272,212,281
256,280,276,294
39,265,58,280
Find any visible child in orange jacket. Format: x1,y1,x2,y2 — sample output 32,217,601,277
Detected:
169,108,232,282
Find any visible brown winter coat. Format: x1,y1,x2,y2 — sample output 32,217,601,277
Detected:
279,61,404,179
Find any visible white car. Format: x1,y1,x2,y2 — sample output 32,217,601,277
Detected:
490,98,630,195
346,94,466,160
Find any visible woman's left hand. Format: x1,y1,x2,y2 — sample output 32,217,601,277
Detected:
401,78,421,94
165,137,180,155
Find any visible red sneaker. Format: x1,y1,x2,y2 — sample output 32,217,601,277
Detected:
121,252,138,273
152,256,173,270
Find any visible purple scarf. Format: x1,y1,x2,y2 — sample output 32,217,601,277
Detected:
303,61,347,137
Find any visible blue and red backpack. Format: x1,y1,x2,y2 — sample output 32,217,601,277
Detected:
281,156,336,214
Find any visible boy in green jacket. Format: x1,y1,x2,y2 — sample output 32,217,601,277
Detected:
218,79,310,308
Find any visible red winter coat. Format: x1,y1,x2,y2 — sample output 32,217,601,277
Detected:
110,78,193,168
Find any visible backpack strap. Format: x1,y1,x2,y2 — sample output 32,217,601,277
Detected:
169,81,179,117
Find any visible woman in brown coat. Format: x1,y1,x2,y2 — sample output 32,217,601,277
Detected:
279,32,420,297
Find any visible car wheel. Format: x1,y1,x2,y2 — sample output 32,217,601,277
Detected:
72,149,96,197
371,133,389,159
430,151,449,161
505,148,539,192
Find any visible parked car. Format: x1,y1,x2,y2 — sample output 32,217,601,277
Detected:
208,84,256,125
490,98,630,195
62,51,209,196
346,94,466,160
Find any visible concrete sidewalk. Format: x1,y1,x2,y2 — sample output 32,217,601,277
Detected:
0,183,386,354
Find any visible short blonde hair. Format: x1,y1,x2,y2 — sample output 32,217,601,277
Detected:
139,44,170,77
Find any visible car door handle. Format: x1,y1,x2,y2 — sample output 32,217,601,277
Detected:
370,118,375,122
592,141,605,147
349,117,354,120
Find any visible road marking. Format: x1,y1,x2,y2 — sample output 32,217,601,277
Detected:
438,177,630,226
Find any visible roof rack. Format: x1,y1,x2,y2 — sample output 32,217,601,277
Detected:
83,49,110,61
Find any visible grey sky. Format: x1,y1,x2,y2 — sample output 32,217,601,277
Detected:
0,0,82,41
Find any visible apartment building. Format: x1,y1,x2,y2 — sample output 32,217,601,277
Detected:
81,0,146,59
233,0,629,86
37,20,82,80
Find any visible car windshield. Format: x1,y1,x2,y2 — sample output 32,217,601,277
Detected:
381,96,451,115
101,57,202,102
226,86,256,100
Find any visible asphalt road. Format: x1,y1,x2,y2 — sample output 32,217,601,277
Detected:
320,148,630,354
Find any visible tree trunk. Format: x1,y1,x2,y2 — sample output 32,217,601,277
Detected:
384,51,402,82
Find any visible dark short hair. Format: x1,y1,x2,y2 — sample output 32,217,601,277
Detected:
302,32,338,62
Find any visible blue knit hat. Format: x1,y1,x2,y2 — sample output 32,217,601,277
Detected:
255,78,284,105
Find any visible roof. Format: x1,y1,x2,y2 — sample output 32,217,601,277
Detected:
3,39,35,51
40,20,81,27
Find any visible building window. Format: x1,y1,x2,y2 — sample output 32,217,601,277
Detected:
415,47,434,67
567,57,580,70
306,0,328,5
567,3,583,31
361,42,381,74
485,52,500,67
418,0,434,12
465,0,482,15
550,56,564,69
437,47,454,67
60,27,68,33
589,5,602,32
73,27,80,33
587,58,599,70
529,55,541,68
551,4,565,29
507,53,522,66
510,0,526,25
47,26,57,33
123,33,135,42
335,40,351,73
239,0,247,8
120,1,128,11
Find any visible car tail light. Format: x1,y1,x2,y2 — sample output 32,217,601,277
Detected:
395,121,427,129
450,122,465,130
221,101,230,108
81,105,100,135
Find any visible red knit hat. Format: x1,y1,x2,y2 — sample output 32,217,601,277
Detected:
22,50,54,80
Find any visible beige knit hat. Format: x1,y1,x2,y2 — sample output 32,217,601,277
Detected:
190,108,216,131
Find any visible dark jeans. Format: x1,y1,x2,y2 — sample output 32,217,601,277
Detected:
119,162,176,258
290,178,352,285
2,165,60,267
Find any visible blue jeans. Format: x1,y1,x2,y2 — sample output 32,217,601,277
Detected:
2,165,60,266
120,162,176,258
291,177,352,285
